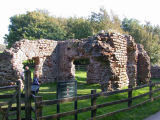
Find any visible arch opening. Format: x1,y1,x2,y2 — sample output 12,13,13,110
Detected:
73,58,90,84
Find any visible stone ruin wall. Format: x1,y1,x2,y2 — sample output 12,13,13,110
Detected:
57,33,131,90
151,66,160,78
0,52,15,86
136,44,151,84
0,32,151,91
0,40,58,86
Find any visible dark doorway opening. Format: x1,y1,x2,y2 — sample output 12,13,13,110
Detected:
73,58,90,85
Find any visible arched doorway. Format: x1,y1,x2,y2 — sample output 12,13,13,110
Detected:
73,58,90,84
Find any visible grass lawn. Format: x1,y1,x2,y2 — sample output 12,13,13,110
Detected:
1,70,160,120
36,71,160,120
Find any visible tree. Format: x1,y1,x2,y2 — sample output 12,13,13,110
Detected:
4,10,67,48
0,44,6,52
89,8,124,33
66,18,93,39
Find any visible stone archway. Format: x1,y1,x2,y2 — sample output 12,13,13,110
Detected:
0,39,58,86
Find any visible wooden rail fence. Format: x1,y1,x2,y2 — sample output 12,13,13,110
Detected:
1,70,160,120
32,81,160,120
0,70,32,120
0,81,21,120
75,65,87,71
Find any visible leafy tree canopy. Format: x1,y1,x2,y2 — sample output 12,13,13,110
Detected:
89,8,124,33
4,10,67,48
66,18,93,39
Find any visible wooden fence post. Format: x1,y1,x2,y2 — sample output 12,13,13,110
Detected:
128,85,132,107
25,70,32,120
16,81,21,120
35,96,43,120
57,103,60,120
56,85,60,120
149,81,153,101
74,100,78,120
91,90,97,119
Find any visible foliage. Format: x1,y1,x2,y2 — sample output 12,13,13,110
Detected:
122,18,160,64
0,44,6,52
66,18,93,39
22,60,35,68
4,10,67,48
89,8,124,33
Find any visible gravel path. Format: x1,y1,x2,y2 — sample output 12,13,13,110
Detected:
144,111,160,120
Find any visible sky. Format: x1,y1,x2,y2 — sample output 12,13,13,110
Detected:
0,0,160,44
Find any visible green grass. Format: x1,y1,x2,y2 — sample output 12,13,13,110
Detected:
36,71,160,120
1,70,160,120
151,78,160,83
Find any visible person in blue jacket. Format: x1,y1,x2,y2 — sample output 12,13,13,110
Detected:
32,73,40,94
32,73,40,85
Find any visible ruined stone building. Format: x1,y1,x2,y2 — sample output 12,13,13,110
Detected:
0,32,151,90
151,66,160,78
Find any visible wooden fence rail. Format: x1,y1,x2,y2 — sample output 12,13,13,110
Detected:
0,81,21,120
32,81,160,120
0,85,18,91
1,73,160,120
75,65,87,71
35,82,152,106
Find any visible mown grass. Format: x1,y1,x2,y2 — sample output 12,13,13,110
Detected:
1,70,160,120
36,71,160,120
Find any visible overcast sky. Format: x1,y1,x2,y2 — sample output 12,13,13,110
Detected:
0,0,160,44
